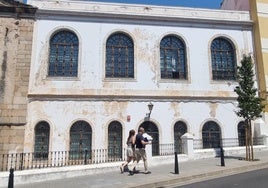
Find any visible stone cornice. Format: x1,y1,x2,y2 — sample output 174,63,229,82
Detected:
29,0,252,27
27,93,237,103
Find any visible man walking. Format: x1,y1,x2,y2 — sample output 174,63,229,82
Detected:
129,127,151,175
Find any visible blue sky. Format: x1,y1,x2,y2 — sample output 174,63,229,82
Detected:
89,0,223,9
23,1,223,9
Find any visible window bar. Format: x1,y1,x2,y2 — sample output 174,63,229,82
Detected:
125,47,129,77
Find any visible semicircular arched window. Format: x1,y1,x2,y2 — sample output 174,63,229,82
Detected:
48,30,79,77
105,32,134,78
174,121,187,153
139,121,159,156
211,37,236,80
202,121,222,148
34,121,50,159
160,35,187,79
108,121,122,160
70,121,92,159
238,121,246,146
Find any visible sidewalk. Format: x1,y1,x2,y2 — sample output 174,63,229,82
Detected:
3,150,268,188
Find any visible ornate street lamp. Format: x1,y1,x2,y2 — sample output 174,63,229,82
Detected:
146,102,154,118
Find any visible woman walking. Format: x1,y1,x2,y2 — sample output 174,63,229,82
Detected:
120,129,136,173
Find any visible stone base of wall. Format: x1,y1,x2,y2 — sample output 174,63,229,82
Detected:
0,125,25,154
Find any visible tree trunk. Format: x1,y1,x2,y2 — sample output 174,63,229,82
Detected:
245,125,249,160
244,119,254,161
249,121,254,161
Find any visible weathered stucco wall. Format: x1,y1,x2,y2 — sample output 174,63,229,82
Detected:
29,20,251,96
24,100,242,152
24,0,260,152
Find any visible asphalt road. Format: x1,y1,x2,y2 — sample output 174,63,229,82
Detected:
174,168,268,188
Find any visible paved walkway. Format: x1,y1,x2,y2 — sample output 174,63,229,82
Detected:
3,150,268,188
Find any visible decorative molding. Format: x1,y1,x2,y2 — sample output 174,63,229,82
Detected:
27,93,237,103
30,0,252,28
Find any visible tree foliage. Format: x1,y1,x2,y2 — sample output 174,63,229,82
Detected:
234,55,264,121
234,55,264,161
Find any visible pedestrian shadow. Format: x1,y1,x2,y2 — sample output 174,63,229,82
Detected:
134,170,141,174
169,172,179,175
215,155,260,161
215,155,244,160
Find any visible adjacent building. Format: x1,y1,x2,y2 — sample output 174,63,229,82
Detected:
221,0,250,10
0,0,36,154
222,0,268,136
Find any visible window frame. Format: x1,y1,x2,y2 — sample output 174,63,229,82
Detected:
210,37,236,81
202,121,222,149
34,121,50,159
69,120,92,160
160,35,188,81
108,121,123,159
105,32,135,80
174,121,187,154
48,29,79,78
238,121,246,146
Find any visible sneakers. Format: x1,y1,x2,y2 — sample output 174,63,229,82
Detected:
129,170,134,176
144,171,151,174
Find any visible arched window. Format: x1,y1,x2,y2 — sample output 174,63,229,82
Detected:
48,30,79,77
70,121,92,159
139,121,159,156
34,121,50,158
174,121,187,153
211,37,236,80
238,121,246,146
105,32,134,78
160,35,187,79
108,121,122,159
202,121,221,148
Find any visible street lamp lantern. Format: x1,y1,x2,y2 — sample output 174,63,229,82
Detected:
146,102,154,118
148,102,153,112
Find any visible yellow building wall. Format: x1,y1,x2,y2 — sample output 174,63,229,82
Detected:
258,0,268,3
250,0,268,112
258,17,268,38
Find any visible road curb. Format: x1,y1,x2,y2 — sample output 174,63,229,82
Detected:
128,161,268,188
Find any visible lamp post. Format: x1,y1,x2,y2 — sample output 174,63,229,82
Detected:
146,102,154,118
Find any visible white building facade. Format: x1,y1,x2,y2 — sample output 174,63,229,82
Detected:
25,0,264,159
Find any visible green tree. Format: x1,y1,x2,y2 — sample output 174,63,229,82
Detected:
234,55,264,161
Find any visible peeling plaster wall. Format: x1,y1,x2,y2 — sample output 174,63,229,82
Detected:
25,100,241,152
25,0,256,152
29,20,251,95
